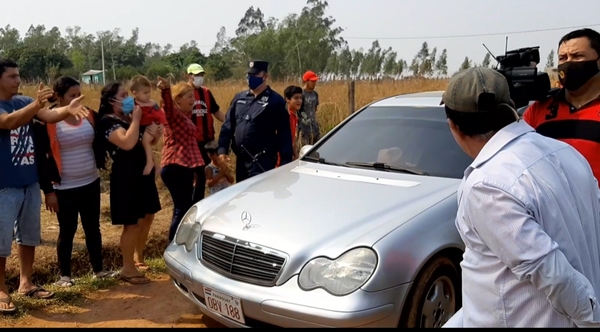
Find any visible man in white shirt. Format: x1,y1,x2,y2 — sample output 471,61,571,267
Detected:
441,67,600,327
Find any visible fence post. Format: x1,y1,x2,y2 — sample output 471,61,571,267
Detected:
348,80,356,116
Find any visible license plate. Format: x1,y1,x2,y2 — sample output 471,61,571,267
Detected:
203,286,245,324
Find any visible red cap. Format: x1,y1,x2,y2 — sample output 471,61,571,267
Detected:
302,70,319,82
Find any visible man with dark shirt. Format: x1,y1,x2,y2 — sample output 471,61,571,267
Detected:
186,63,225,202
217,60,293,183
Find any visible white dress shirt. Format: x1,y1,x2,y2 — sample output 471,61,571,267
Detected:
448,120,600,327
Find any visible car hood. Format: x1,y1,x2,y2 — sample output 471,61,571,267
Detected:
199,161,460,274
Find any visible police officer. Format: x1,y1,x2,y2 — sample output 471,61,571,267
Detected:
218,60,293,182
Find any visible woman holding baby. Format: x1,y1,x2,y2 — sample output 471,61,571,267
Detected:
96,80,163,284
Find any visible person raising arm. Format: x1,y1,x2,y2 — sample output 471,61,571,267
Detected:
0,82,88,130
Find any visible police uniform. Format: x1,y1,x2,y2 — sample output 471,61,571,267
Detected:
218,60,293,183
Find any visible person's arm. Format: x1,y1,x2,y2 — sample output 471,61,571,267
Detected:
217,96,236,156
292,141,298,160
220,164,234,184
37,95,88,124
0,98,42,130
105,114,142,151
275,99,293,165
160,88,179,123
465,181,599,325
209,90,225,122
205,166,225,188
315,91,320,113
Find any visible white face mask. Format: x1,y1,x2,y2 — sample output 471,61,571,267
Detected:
193,76,204,87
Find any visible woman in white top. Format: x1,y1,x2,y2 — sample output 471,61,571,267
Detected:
38,76,115,287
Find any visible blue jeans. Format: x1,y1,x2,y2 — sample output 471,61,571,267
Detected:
0,182,42,257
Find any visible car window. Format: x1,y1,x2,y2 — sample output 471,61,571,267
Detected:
304,106,474,179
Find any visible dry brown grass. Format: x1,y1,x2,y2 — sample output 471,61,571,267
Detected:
6,78,448,292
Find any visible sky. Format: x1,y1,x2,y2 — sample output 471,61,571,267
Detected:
3,0,600,72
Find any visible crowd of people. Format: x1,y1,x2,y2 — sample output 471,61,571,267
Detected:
0,57,321,314
1,24,600,327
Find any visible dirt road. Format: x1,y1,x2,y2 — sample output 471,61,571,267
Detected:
4,275,225,328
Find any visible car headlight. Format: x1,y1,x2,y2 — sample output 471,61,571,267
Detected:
298,247,377,296
174,205,200,252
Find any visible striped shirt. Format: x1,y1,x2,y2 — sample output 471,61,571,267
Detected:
450,121,600,327
523,89,600,185
53,119,99,190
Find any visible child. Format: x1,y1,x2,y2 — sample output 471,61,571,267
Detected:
275,86,303,167
299,70,321,146
284,85,304,160
204,141,233,195
129,75,168,176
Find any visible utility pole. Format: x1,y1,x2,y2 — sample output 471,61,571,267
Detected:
101,40,106,85
109,39,116,80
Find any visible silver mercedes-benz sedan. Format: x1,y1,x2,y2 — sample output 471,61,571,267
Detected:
164,90,476,328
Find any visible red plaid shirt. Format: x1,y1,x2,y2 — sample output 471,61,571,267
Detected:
160,88,204,168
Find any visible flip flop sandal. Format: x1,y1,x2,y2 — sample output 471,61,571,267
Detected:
0,296,17,315
54,276,74,288
19,286,55,300
120,274,151,285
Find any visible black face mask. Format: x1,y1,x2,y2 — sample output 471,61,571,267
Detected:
557,58,600,91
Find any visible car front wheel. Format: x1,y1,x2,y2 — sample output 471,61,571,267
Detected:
398,256,460,328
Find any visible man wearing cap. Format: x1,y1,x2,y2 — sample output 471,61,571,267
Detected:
186,63,225,202
217,60,293,183
441,67,600,327
298,70,321,146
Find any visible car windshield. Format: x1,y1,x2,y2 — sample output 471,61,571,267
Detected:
302,105,474,179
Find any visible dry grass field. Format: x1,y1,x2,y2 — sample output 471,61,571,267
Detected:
5,78,449,300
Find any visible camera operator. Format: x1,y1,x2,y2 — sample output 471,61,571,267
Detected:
523,28,600,182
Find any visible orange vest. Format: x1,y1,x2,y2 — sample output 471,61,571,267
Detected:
191,88,214,142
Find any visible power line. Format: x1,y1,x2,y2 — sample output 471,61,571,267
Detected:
195,23,600,49
342,23,600,41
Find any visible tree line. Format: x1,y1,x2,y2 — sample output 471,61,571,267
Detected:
0,0,558,82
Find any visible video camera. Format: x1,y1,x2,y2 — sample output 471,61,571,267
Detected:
492,46,551,109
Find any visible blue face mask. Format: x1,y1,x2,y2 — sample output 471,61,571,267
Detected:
120,96,135,115
247,75,264,90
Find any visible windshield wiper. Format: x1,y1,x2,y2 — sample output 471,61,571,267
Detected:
345,161,428,176
303,155,349,167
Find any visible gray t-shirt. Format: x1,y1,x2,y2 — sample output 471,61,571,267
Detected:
297,90,320,135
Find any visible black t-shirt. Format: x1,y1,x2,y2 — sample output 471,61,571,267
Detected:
192,88,221,142
98,115,145,174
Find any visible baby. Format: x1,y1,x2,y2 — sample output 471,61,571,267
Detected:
128,75,168,176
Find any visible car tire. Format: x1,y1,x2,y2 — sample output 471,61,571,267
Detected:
398,256,461,328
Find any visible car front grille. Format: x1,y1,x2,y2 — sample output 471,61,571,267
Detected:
200,232,287,286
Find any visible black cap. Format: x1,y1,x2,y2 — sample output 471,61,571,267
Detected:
247,60,269,75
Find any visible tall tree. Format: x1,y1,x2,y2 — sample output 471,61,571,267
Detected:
434,49,448,77
459,57,472,71
482,53,491,68
545,49,555,68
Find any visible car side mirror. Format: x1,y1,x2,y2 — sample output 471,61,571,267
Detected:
299,145,313,158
